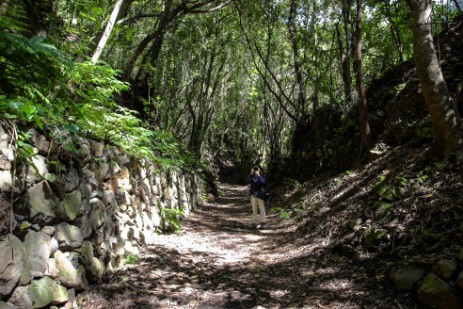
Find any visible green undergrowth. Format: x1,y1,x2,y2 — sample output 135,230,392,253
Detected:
0,14,198,171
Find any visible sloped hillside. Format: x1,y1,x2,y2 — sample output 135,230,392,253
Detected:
285,15,463,183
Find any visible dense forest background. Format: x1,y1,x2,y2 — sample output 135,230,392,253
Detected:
2,0,462,188
2,1,463,308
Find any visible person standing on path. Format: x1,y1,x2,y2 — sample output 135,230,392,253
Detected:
248,166,267,229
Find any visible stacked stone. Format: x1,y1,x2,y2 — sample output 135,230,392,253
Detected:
0,126,203,308
390,250,463,309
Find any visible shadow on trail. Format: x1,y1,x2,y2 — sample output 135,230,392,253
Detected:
77,183,412,308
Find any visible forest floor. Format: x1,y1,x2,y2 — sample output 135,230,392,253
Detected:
76,171,430,308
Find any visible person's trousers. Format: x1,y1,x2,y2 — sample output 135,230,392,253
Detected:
250,196,266,224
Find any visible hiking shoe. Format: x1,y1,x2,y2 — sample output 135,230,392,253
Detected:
258,222,267,229
250,223,257,229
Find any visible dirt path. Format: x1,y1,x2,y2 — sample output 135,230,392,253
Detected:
77,183,412,309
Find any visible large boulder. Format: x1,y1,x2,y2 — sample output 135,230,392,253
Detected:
55,223,83,249
8,276,68,308
47,250,88,290
434,259,459,280
20,231,51,285
28,181,56,218
0,235,24,298
63,191,82,221
417,273,462,309
86,257,106,282
390,265,426,291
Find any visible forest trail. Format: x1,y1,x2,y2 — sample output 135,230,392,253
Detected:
77,183,410,309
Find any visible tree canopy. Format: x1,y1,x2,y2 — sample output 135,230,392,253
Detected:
1,0,462,173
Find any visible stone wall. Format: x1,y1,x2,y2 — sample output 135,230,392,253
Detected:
0,125,204,308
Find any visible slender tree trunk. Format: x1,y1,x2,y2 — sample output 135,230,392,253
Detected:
341,0,353,104
288,0,307,118
91,0,126,62
355,0,371,152
411,0,462,158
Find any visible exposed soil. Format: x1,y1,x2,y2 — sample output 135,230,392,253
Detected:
76,178,420,308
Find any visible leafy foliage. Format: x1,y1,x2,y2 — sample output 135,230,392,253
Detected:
160,208,185,233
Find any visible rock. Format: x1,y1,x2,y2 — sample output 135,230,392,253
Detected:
66,288,78,309
94,162,110,183
20,231,51,285
91,230,105,245
77,141,91,160
8,276,68,308
417,273,462,309
0,235,24,297
0,170,20,195
64,168,80,193
102,190,117,208
32,133,50,155
28,181,56,217
0,137,14,163
46,258,60,278
110,161,121,175
89,198,106,229
457,271,463,290
82,169,97,188
458,248,463,263
41,225,56,236
0,154,11,171
207,193,215,203
434,259,459,280
78,215,93,239
55,223,83,249
86,257,106,281
24,154,48,183
63,191,82,221
49,237,59,255
390,265,426,291
80,182,92,201
50,250,87,290
80,241,94,266
91,142,104,157
115,153,130,165
0,301,16,308
63,251,80,269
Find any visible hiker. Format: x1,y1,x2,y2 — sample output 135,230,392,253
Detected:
248,166,267,229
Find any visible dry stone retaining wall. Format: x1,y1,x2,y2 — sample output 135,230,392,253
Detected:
0,125,204,308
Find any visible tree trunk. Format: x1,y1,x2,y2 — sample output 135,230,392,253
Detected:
354,0,371,152
287,0,307,118
411,0,462,159
340,0,353,104
91,0,126,62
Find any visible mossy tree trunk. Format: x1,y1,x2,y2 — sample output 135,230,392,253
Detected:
410,0,462,159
